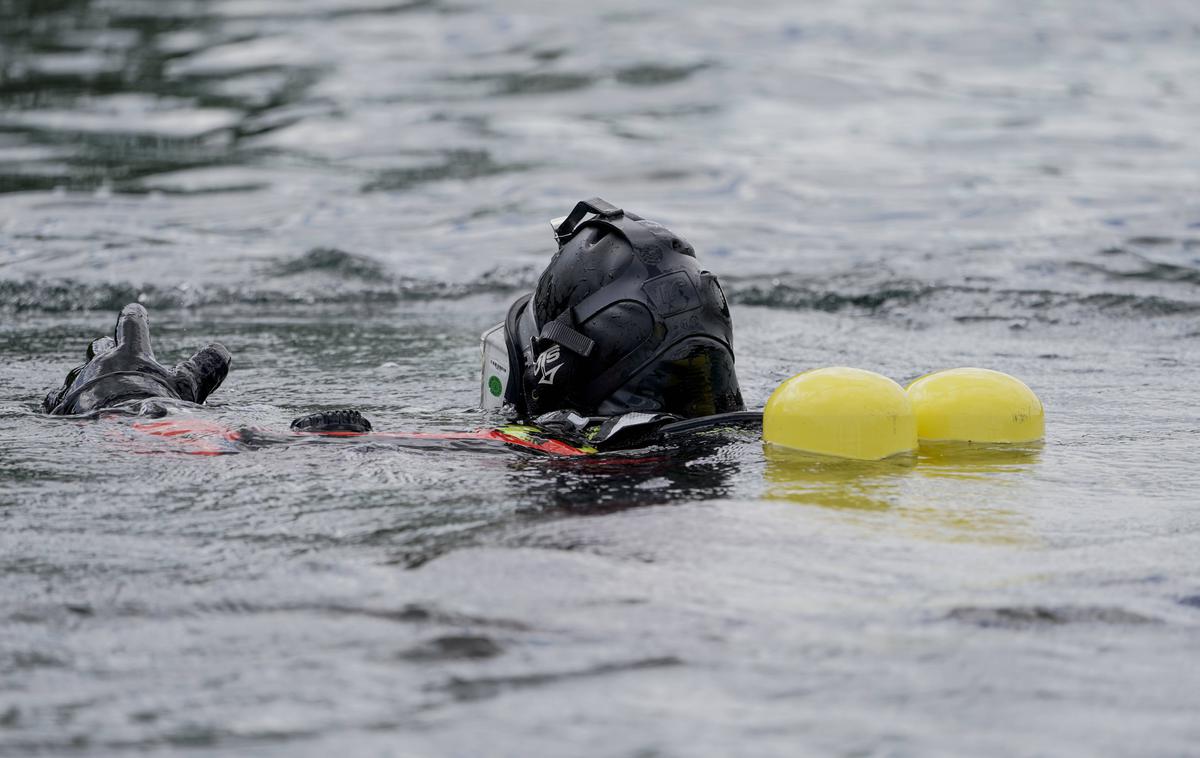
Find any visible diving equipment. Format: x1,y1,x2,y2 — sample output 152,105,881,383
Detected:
763,367,918,461
480,197,744,419
906,368,1044,443
291,409,374,434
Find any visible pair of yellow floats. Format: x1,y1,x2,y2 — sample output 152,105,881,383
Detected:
763,367,1044,461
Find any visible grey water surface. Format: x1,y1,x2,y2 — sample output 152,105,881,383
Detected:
2,0,1199,755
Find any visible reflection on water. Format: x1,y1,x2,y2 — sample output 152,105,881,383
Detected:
764,443,1039,544
763,445,916,511
510,438,743,515
916,440,1044,479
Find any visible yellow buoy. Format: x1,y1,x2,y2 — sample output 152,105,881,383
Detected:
906,368,1044,443
763,367,917,461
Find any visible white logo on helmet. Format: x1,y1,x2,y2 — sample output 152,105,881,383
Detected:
534,344,563,385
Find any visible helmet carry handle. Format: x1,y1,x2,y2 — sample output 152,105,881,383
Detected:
550,197,630,247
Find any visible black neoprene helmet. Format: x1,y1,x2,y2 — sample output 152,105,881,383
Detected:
501,198,744,419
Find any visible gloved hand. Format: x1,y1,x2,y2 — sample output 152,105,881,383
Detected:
42,303,232,415
290,409,373,433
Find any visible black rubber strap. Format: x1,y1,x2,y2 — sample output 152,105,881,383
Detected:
568,263,653,325
656,411,763,439
540,318,595,357
577,327,666,407
553,197,625,244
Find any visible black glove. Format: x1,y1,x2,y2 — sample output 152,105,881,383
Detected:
42,303,232,415
290,409,373,433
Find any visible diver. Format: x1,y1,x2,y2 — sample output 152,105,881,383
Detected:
41,198,760,451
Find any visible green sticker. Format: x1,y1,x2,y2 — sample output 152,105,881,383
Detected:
488,375,503,397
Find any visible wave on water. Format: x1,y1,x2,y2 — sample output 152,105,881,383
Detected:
0,248,538,311
945,605,1160,628
3,263,1198,328
1070,237,1200,286
3,233,1200,327
734,276,1200,320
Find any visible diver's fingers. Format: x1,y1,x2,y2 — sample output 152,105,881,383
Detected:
86,336,116,360
113,303,154,356
174,343,232,404
43,363,84,415
42,387,64,414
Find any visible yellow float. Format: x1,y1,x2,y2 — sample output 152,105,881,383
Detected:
763,367,917,461
906,368,1044,443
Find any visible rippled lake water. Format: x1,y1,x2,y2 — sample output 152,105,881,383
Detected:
2,0,1199,755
